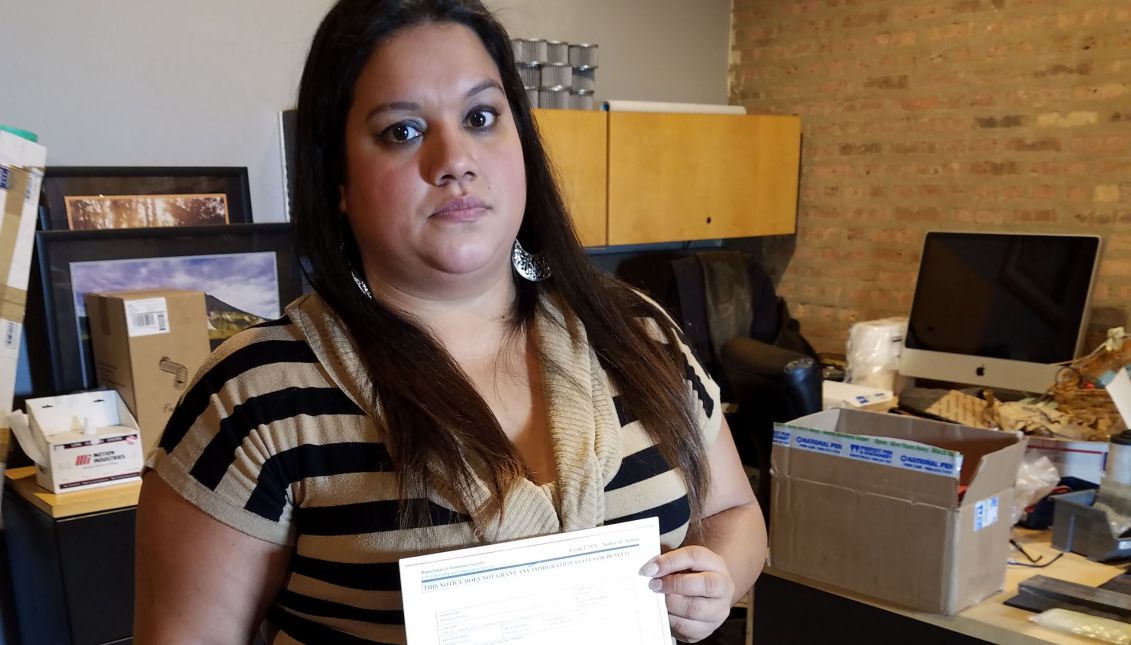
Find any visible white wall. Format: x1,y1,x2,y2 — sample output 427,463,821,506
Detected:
486,0,731,105
1,1,730,223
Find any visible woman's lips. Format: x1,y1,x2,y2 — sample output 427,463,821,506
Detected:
432,197,489,221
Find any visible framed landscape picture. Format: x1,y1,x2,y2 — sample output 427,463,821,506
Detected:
33,223,299,394
40,166,253,231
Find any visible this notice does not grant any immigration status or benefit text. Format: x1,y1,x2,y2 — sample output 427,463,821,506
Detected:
399,517,671,645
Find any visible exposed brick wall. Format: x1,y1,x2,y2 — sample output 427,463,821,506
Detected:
730,0,1131,355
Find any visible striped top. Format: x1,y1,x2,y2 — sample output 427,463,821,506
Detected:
148,291,721,644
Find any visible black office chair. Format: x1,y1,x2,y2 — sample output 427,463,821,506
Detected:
721,338,821,517
618,250,822,519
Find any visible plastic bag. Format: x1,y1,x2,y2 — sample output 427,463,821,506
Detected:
1032,608,1131,644
845,317,908,392
1094,479,1131,537
1012,456,1060,525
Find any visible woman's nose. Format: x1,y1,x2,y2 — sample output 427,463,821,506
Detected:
422,124,478,186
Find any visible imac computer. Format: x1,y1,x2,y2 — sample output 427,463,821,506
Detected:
899,231,1101,394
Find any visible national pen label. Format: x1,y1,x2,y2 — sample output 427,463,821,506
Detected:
773,424,962,479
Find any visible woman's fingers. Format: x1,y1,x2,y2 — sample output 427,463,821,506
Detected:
665,595,729,643
664,590,730,622
639,544,736,643
641,544,725,578
649,570,731,600
668,614,710,643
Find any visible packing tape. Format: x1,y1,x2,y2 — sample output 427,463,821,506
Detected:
773,424,963,479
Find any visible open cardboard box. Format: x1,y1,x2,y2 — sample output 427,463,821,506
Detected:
12,390,144,494
769,408,1026,615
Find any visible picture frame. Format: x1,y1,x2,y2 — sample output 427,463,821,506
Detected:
278,109,297,221
40,166,253,231
31,223,300,394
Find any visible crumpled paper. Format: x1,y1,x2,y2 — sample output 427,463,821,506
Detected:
986,396,1095,440
1105,327,1127,353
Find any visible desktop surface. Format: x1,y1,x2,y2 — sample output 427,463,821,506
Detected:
756,529,1121,644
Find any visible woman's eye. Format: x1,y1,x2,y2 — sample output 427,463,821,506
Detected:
466,108,498,130
379,122,423,144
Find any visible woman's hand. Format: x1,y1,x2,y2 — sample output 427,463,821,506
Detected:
640,544,735,643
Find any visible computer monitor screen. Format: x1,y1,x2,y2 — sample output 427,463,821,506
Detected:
899,231,1101,393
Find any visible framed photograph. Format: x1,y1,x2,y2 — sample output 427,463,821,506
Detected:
33,223,300,394
40,166,253,231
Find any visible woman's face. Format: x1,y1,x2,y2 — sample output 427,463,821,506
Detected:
340,22,526,297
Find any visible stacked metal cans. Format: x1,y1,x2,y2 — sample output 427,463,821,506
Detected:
511,38,598,110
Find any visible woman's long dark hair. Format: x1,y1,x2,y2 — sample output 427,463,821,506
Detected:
294,0,710,533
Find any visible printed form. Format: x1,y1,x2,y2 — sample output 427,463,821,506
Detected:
399,517,671,644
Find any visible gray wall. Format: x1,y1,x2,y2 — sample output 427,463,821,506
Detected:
1,0,730,223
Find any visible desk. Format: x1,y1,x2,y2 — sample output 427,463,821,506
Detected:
753,529,1126,644
3,467,140,645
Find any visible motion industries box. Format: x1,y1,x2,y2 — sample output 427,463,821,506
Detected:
23,390,144,494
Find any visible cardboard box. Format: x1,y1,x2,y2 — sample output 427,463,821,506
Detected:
0,131,47,421
21,390,144,493
1025,436,1108,485
770,408,1026,614
85,289,211,456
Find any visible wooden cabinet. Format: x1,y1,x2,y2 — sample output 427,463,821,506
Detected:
532,109,608,247
532,109,800,247
607,112,800,245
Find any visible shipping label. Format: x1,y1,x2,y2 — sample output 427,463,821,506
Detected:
973,496,1000,531
0,319,19,357
125,297,170,337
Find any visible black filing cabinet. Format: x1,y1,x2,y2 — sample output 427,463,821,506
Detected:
3,478,134,645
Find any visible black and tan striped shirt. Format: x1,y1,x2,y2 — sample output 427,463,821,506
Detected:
148,292,721,644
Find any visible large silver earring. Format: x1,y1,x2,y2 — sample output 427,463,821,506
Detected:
351,270,374,299
339,216,374,299
512,239,551,282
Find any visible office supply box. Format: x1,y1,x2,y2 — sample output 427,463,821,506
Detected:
821,379,895,412
85,289,211,457
770,408,1026,614
23,390,144,493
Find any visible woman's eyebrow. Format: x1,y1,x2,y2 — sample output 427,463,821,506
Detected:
465,79,504,99
365,100,419,121
364,79,504,121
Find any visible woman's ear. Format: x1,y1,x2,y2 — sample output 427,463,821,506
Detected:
339,185,348,215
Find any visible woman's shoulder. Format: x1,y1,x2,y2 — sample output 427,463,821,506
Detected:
159,299,364,458
185,300,331,405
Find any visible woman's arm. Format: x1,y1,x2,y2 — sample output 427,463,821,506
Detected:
641,417,767,642
134,473,292,645
695,415,767,601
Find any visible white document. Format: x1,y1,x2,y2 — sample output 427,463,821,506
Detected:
399,517,671,645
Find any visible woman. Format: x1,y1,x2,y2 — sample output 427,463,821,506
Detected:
134,0,766,643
